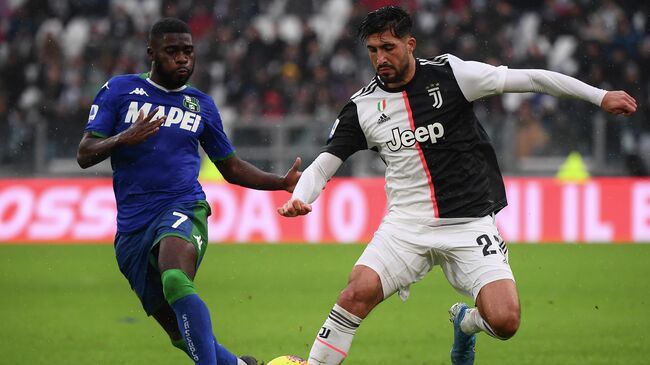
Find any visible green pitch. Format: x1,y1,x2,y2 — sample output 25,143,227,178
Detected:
1,244,649,365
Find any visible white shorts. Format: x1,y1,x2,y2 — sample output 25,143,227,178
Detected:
356,215,514,301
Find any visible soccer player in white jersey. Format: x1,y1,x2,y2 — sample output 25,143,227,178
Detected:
277,6,637,365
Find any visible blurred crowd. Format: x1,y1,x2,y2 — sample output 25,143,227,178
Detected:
0,0,649,174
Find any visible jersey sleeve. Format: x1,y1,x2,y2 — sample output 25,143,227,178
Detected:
199,100,235,161
446,54,508,102
84,80,119,137
323,101,368,161
503,68,607,106
292,152,343,203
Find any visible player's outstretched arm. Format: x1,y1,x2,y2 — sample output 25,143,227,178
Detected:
503,69,637,116
215,156,301,192
278,152,343,217
77,108,165,168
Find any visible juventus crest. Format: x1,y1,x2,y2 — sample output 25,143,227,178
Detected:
427,83,443,109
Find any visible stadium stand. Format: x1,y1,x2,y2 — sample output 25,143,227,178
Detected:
0,0,648,176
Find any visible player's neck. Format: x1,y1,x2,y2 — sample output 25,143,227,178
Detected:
385,57,416,89
147,72,186,92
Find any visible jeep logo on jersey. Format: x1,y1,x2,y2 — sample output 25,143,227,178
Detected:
124,102,201,132
386,122,445,151
183,95,201,112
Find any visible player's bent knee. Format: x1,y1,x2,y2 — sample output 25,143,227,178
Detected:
337,285,382,318
341,278,383,304
338,286,364,306
161,268,197,305
337,266,384,317
491,311,520,339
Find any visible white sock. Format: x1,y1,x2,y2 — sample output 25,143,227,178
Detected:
461,308,506,340
308,304,362,365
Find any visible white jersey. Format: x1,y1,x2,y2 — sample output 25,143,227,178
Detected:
324,54,508,225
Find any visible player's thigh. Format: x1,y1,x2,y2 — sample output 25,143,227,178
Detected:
356,223,434,302
439,215,515,301
158,236,198,278
154,200,212,276
113,201,211,315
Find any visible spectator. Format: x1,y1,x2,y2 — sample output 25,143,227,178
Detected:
0,0,647,176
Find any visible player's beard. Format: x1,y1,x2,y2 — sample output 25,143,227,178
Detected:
153,57,194,89
376,60,410,86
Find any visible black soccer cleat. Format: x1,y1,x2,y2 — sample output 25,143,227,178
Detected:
240,355,262,365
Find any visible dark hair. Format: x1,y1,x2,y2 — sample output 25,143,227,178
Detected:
357,6,412,42
149,17,191,44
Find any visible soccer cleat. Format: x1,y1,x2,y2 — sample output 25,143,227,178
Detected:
240,355,262,365
449,302,476,365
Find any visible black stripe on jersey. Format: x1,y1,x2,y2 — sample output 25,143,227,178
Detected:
323,101,368,161
419,54,449,66
352,79,379,100
328,310,359,329
402,58,507,218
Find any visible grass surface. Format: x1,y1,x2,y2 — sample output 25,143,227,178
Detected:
1,244,649,364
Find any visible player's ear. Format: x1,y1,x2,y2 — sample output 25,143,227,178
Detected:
146,46,154,60
407,37,416,54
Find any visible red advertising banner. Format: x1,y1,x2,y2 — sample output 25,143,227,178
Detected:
0,177,649,244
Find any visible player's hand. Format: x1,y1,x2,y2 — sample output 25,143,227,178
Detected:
277,198,312,217
601,91,637,116
118,108,166,145
282,157,302,193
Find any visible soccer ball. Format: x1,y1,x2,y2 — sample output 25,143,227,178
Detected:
267,355,308,365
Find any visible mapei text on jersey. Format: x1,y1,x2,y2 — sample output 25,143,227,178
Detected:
124,102,202,132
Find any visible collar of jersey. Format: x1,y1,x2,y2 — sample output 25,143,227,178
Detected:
143,74,188,93
374,58,421,93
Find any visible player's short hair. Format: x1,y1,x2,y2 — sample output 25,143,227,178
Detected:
149,18,191,44
357,6,412,42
